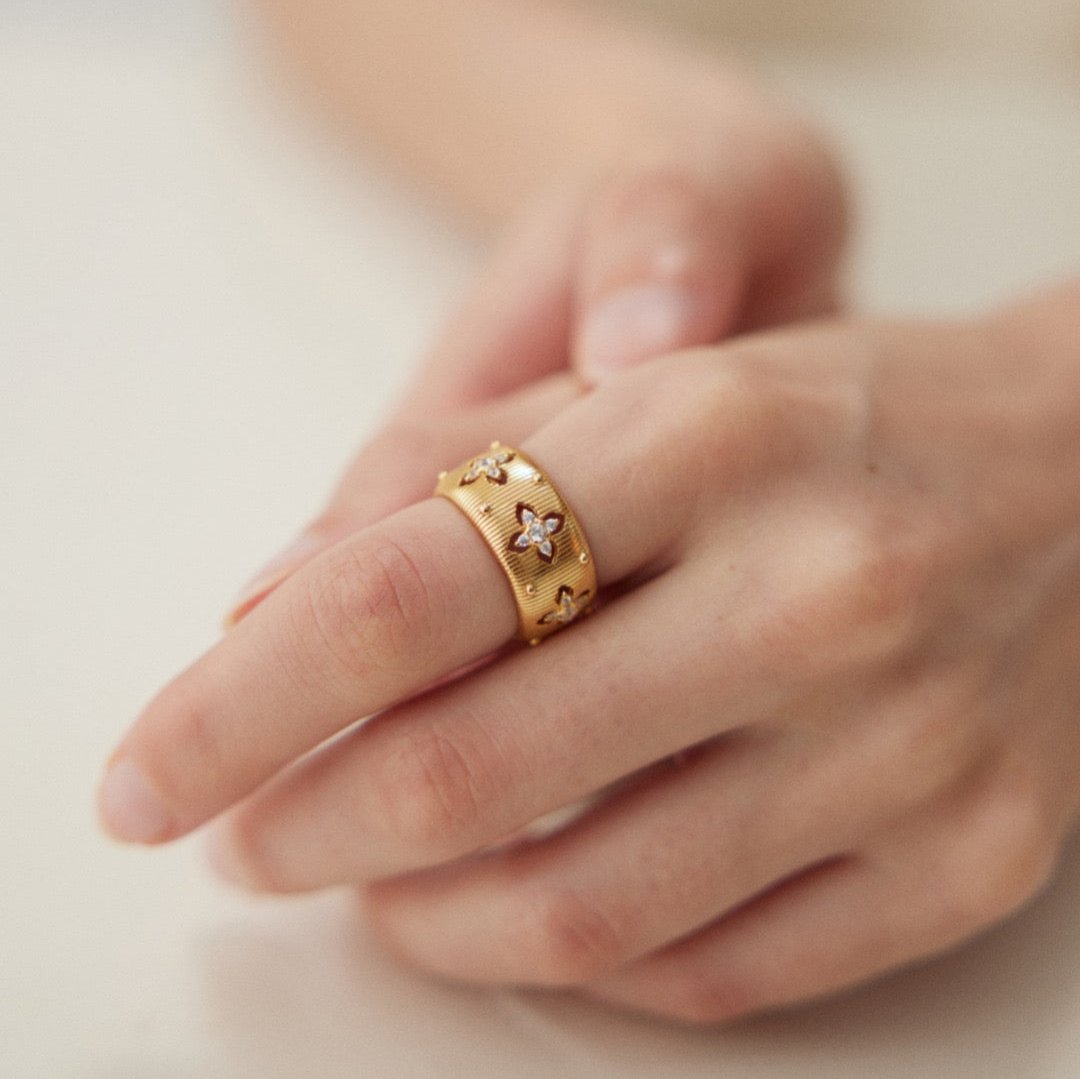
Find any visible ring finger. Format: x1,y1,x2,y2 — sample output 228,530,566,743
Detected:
362,722,879,987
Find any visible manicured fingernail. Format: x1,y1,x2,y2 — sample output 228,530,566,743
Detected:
98,758,172,844
579,284,699,379
223,532,325,629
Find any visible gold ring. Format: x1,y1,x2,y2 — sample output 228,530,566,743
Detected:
435,442,597,644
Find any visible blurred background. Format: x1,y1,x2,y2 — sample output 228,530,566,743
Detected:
624,0,1080,71
3,2,1079,1076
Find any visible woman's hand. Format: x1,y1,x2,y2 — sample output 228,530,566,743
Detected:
223,11,847,624
99,280,1080,1022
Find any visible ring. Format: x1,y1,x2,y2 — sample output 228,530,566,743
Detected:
434,443,597,644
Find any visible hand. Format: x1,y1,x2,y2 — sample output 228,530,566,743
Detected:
221,57,847,625
99,280,1080,1022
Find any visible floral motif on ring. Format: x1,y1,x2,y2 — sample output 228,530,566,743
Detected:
459,450,515,486
508,502,564,564
538,584,591,627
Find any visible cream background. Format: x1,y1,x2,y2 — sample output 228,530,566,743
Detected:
618,0,1080,74
3,2,1080,1077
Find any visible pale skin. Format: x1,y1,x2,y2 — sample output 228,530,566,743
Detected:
98,0,1080,1024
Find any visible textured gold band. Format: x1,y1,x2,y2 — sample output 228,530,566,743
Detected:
434,443,597,643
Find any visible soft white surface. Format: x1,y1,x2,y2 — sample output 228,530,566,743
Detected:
3,5,1080,1077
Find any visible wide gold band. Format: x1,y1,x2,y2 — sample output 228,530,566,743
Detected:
434,443,597,643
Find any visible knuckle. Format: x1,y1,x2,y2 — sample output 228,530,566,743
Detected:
597,352,779,483
704,341,850,455
762,498,962,681
593,342,840,529
515,887,625,986
839,531,928,643
946,757,1060,928
887,666,995,803
302,533,440,680
376,725,485,855
678,347,826,472
981,771,1060,915
790,521,934,676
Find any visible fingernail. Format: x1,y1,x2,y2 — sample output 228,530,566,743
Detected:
223,532,326,629
98,758,172,844
578,284,699,379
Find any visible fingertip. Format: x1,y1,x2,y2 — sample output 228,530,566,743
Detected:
573,193,745,382
576,283,712,383
97,756,174,845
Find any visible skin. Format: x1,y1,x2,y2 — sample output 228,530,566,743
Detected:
98,0,1080,1024
220,0,847,619
99,284,1080,1022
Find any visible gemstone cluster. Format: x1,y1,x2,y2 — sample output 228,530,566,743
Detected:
459,450,515,486
508,502,565,564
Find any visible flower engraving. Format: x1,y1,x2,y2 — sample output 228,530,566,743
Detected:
508,502,564,564
538,584,591,627
459,450,515,486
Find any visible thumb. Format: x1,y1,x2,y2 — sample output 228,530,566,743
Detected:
573,169,747,383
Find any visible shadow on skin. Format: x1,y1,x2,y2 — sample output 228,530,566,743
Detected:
193,833,1080,1078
